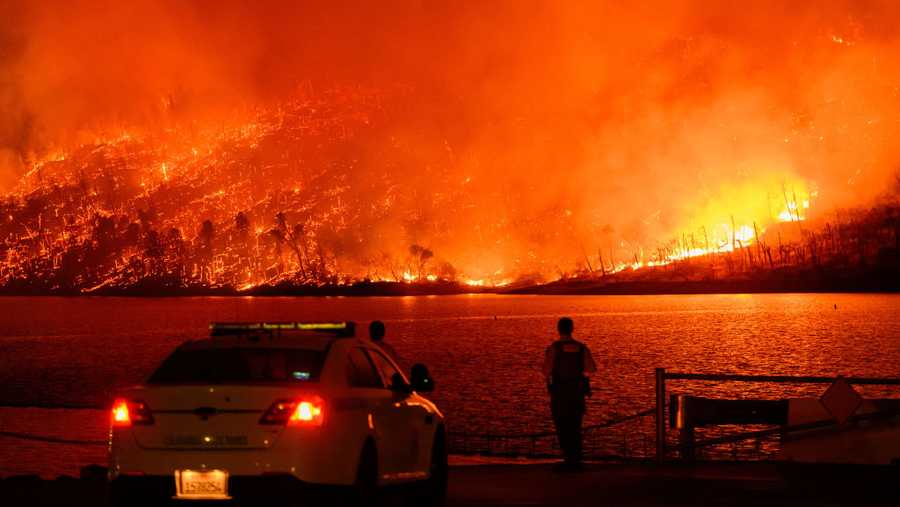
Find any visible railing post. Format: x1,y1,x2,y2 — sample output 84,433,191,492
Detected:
655,367,666,463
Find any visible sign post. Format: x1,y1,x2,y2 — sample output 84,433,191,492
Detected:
655,367,666,463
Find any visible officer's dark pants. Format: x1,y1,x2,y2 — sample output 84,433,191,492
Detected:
550,387,585,465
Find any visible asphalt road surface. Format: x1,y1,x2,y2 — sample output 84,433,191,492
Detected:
2,462,898,506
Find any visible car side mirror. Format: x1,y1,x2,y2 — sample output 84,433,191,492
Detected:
409,363,434,393
389,372,412,394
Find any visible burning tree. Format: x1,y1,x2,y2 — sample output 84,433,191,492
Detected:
0,84,897,294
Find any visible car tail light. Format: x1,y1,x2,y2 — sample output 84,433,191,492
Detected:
111,398,154,427
260,397,325,427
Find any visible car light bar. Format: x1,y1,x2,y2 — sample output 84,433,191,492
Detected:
209,321,356,337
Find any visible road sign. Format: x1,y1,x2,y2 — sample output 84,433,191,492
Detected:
819,376,863,425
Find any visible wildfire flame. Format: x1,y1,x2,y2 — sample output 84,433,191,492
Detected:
1,2,899,292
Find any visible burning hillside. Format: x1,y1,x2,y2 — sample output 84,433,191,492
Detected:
1,1,900,294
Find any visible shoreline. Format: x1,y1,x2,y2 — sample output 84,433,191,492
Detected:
1,283,898,297
1,264,898,297
509,278,900,296
0,280,491,298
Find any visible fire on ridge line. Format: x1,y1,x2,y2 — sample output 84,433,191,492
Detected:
5,106,819,291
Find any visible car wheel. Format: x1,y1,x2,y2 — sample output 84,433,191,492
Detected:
428,429,449,501
407,429,448,507
348,440,378,507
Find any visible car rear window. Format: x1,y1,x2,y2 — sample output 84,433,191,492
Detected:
148,348,326,384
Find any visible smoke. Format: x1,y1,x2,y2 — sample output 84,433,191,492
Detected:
2,0,900,277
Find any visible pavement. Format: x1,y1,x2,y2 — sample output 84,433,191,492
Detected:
448,461,898,506
1,461,898,506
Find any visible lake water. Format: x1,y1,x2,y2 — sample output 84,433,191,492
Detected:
1,294,899,477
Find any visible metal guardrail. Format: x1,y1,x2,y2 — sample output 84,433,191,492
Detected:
665,373,900,385
655,369,900,462
690,402,900,449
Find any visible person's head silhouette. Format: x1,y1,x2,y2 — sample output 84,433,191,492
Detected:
557,317,574,338
369,320,386,342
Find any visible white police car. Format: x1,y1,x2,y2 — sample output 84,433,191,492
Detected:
108,322,446,505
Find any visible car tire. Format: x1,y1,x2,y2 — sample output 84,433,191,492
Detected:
407,429,448,507
348,440,378,507
428,429,449,501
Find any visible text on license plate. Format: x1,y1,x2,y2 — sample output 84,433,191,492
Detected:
174,469,230,499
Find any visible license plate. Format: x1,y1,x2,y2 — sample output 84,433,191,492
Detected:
174,469,230,500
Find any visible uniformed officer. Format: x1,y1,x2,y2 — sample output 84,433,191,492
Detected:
542,317,597,469
368,320,398,360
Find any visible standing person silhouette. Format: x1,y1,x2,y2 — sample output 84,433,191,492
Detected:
542,317,597,470
368,320,398,361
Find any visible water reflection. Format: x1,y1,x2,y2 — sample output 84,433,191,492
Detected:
0,293,898,475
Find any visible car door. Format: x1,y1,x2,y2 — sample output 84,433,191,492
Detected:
345,346,409,479
365,348,429,477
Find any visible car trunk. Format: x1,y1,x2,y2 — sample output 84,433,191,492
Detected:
126,385,307,450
